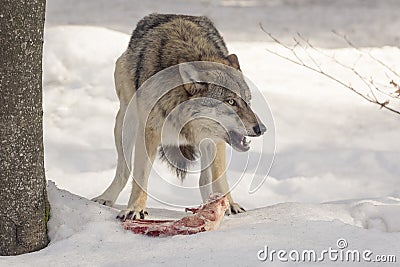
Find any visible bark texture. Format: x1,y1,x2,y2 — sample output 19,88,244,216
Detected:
0,0,49,255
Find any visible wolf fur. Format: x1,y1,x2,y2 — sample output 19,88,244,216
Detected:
92,14,266,220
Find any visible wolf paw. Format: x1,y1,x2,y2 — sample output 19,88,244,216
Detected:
117,209,148,221
226,202,246,215
92,197,115,207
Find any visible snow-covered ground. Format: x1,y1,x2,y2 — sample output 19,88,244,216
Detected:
2,1,400,266
3,182,399,266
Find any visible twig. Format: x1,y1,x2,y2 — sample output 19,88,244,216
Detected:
391,80,400,95
260,25,400,116
332,30,400,79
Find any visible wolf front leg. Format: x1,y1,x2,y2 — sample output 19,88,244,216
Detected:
212,142,246,215
117,127,159,221
199,141,214,202
92,103,132,206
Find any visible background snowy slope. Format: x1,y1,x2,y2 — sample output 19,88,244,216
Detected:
1,0,400,266
42,26,400,209
45,0,400,47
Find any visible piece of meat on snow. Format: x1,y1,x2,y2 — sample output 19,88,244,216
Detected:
121,193,229,237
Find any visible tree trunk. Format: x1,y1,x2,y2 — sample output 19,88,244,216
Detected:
0,0,49,255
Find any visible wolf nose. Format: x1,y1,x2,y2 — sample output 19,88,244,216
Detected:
253,123,266,136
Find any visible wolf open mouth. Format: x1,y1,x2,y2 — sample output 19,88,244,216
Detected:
227,130,251,152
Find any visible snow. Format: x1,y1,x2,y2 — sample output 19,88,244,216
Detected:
45,0,400,48
3,183,399,266
2,0,400,265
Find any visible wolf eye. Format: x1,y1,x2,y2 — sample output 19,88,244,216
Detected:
227,99,237,106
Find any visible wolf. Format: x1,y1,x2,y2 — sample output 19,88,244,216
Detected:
92,14,266,220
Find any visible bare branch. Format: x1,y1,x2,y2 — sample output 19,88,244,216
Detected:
332,30,400,79
391,80,400,95
260,25,400,116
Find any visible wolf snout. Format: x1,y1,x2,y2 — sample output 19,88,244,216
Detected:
252,123,266,136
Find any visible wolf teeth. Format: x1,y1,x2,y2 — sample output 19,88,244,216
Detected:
241,136,251,146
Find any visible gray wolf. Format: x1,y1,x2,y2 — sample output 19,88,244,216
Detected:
92,14,266,220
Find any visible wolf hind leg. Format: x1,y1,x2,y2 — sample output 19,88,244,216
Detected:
117,127,160,220
92,52,137,207
92,103,135,206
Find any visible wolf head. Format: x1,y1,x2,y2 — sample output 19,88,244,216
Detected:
178,58,266,152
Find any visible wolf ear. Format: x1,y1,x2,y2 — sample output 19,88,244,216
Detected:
179,63,207,95
226,54,241,70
